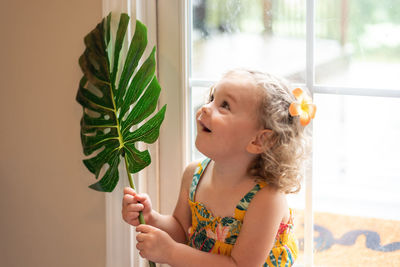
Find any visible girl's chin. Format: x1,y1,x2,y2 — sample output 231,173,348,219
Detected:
195,139,212,158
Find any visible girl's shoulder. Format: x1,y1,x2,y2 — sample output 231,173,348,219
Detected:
256,184,285,202
246,184,288,221
181,160,203,191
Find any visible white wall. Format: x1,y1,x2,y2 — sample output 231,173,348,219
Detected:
0,1,106,266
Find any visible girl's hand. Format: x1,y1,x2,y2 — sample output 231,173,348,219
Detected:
136,224,176,264
122,187,153,226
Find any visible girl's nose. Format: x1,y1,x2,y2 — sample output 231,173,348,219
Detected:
202,104,209,113
200,103,211,115
197,104,211,120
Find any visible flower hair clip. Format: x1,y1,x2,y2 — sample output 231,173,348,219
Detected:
289,88,316,126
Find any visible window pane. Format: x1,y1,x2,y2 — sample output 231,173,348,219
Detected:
312,94,400,266
190,86,210,161
315,0,400,90
288,190,306,266
192,0,306,82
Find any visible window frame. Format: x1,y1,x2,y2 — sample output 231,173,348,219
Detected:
186,0,400,266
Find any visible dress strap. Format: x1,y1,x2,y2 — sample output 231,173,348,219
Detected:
189,158,211,201
235,182,266,212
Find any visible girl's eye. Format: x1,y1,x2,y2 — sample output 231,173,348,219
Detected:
208,94,214,103
221,101,230,110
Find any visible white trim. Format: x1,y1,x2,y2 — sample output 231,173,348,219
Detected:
189,79,214,88
306,1,315,91
188,0,194,80
181,0,191,167
304,1,315,266
102,2,136,267
314,85,400,98
134,0,159,214
134,2,159,266
157,0,189,216
102,1,160,267
105,166,135,267
187,1,195,159
190,80,400,98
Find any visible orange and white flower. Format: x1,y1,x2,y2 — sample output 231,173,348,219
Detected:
206,223,229,242
289,88,316,126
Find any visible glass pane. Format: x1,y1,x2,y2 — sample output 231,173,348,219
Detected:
313,94,400,266
192,0,306,83
287,189,306,266
190,86,210,161
315,0,400,90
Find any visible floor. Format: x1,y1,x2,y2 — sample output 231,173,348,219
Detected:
294,210,400,267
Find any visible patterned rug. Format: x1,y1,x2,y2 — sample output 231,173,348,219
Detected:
293,210,400,267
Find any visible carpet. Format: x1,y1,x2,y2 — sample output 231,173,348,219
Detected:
293,210,400,267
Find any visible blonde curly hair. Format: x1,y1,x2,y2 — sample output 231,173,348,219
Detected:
224,69,311,194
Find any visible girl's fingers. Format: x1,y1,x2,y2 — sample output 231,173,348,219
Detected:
123,194,134,205
136,233,144,242
136,224,153,233
122,189,149,209
129,217,141,226
123,187,136,195
134,193,149,203
127,211,139,219
123,194,143,207
127,203,144,212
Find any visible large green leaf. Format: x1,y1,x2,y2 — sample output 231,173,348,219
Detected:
76,13,166,192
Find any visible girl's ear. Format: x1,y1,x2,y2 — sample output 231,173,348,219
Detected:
246,129,273,154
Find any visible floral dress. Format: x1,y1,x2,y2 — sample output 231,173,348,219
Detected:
187,158,298,267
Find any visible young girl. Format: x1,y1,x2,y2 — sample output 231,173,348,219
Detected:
122,69,314,267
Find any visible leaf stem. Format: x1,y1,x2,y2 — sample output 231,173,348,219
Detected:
123,154,156,267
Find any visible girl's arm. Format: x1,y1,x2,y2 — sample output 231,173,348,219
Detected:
136,228,238,267
123,161,198,244
136,185,286,267
147,161,198,243
229,186,286,266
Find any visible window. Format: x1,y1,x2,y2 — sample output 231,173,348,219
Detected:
188,0,400,266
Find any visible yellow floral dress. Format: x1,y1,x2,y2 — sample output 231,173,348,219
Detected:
188,158,298,267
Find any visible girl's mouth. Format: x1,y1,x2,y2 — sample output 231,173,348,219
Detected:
199,121,212,132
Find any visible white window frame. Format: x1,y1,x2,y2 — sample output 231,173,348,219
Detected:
184,0,400,267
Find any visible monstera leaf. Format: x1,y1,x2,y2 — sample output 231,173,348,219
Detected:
76,13,166,193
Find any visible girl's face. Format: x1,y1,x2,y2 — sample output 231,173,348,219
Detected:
195,72,264,160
